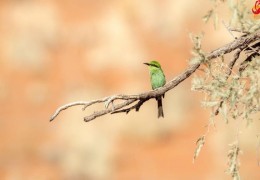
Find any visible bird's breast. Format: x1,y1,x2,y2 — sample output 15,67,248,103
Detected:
150,70,166,90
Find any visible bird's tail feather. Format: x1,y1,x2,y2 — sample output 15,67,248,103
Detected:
157,96,164,118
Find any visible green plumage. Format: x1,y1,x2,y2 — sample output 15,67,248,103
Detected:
144,60,166,118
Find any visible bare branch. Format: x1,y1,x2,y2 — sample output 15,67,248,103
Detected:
50,101,94,121
84,99,137,122
50,30,260,122
112,99,148,114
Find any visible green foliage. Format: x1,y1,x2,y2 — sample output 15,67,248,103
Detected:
229,0,260,33
192,57,259,125
227,141,241,180
203,0,260,32
191,0,260,179
189,33,206,65
202,0,226,29
193,135,205,163
203,8,218,29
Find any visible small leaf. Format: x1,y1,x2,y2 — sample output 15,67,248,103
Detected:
191,76,204,90
203,9,214,23
193,135,205,163
201,101,219,107
226,141,241,180
220,102,228,123
213,13,219,29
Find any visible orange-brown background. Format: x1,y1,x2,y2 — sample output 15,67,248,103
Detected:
0,0,259,179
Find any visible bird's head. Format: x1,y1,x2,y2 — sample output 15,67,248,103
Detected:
144,60,162,70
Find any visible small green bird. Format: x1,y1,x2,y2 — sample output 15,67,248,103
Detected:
144,60,166,118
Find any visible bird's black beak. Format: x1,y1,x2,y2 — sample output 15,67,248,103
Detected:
143,62,150,66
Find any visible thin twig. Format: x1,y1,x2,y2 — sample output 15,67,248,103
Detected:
112,99,148,114
222,21,237,39
228,27,250,34
84,99,137,122
50,101,96,121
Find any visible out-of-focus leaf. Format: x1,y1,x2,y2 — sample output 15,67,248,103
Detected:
203,9,214,23
193,135,205,163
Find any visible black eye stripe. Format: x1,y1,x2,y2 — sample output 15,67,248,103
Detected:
151,64,159,68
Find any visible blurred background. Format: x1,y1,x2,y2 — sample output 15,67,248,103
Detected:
0,0,259,179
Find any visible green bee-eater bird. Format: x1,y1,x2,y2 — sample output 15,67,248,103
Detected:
144,60,166,118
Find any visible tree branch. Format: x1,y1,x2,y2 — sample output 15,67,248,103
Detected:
50,30,260,122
